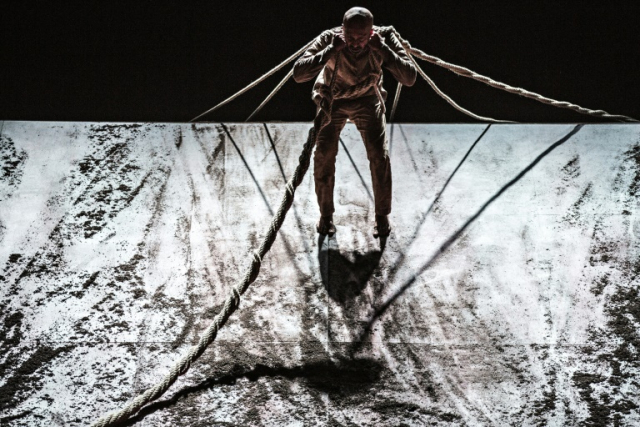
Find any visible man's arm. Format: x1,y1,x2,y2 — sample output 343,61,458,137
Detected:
370,31,417,87
293,30,340,83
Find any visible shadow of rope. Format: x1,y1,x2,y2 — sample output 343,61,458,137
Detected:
351,124,584,351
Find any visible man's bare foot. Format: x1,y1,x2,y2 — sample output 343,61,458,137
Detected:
373,214,391,238
316,215,336,236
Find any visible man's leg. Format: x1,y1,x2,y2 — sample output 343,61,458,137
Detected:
314,102,347,232
351,98,392,219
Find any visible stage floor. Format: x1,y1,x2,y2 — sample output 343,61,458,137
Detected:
1,121,639,426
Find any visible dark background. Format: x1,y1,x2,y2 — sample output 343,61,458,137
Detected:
2,1,639,123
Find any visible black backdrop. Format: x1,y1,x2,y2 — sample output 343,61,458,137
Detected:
2,1,639,123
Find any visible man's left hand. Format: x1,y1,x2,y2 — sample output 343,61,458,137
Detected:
368,32,385,52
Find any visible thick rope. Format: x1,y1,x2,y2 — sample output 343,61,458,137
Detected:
91,54,341,427
409,46,638,122
379,26,638,122
246,68,294,122
91,126,320,427
190,38,316,123
406,50,513,123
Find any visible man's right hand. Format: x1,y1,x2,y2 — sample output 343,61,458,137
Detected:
332,33,346,52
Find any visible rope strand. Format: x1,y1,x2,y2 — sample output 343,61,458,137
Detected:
190,38,316,122
246,68,294,122
406,50,513,123
390,82,402,122
380,26,637,122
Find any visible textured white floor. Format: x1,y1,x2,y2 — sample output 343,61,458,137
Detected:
0,121,639,426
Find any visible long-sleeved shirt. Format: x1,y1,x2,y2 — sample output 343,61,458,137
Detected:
293,26,417,105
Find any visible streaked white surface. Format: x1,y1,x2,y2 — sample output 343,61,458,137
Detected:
0,122,638,426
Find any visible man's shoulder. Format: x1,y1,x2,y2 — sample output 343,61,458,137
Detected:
311,27,341,46
318,25,394,36
319,26,342,38
374,25,395,37
315,25,397,42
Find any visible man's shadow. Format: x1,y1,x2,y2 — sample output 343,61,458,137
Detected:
318,234,386,305
121,356,385,426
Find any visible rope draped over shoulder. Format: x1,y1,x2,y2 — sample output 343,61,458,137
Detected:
191,26,636,123
381,27,510,123
377,26,638,123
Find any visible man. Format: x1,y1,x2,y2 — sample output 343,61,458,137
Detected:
293,7,416,238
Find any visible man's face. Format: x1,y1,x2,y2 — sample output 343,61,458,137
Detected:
342,23,373,54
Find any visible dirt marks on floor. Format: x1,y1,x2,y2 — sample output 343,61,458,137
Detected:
0,136,27,240
0,136,27,202
2,124,640,425
566,141,640,425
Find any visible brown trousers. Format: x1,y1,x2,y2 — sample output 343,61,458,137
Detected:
313,95,392,217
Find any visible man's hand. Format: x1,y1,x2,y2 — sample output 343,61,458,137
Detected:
332,33,346,52
368,32,385,52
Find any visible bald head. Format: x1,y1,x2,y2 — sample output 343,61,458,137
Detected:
341,7,374,54
343,7,373,28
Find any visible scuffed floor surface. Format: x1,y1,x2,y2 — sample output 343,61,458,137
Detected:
1,121,639,426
